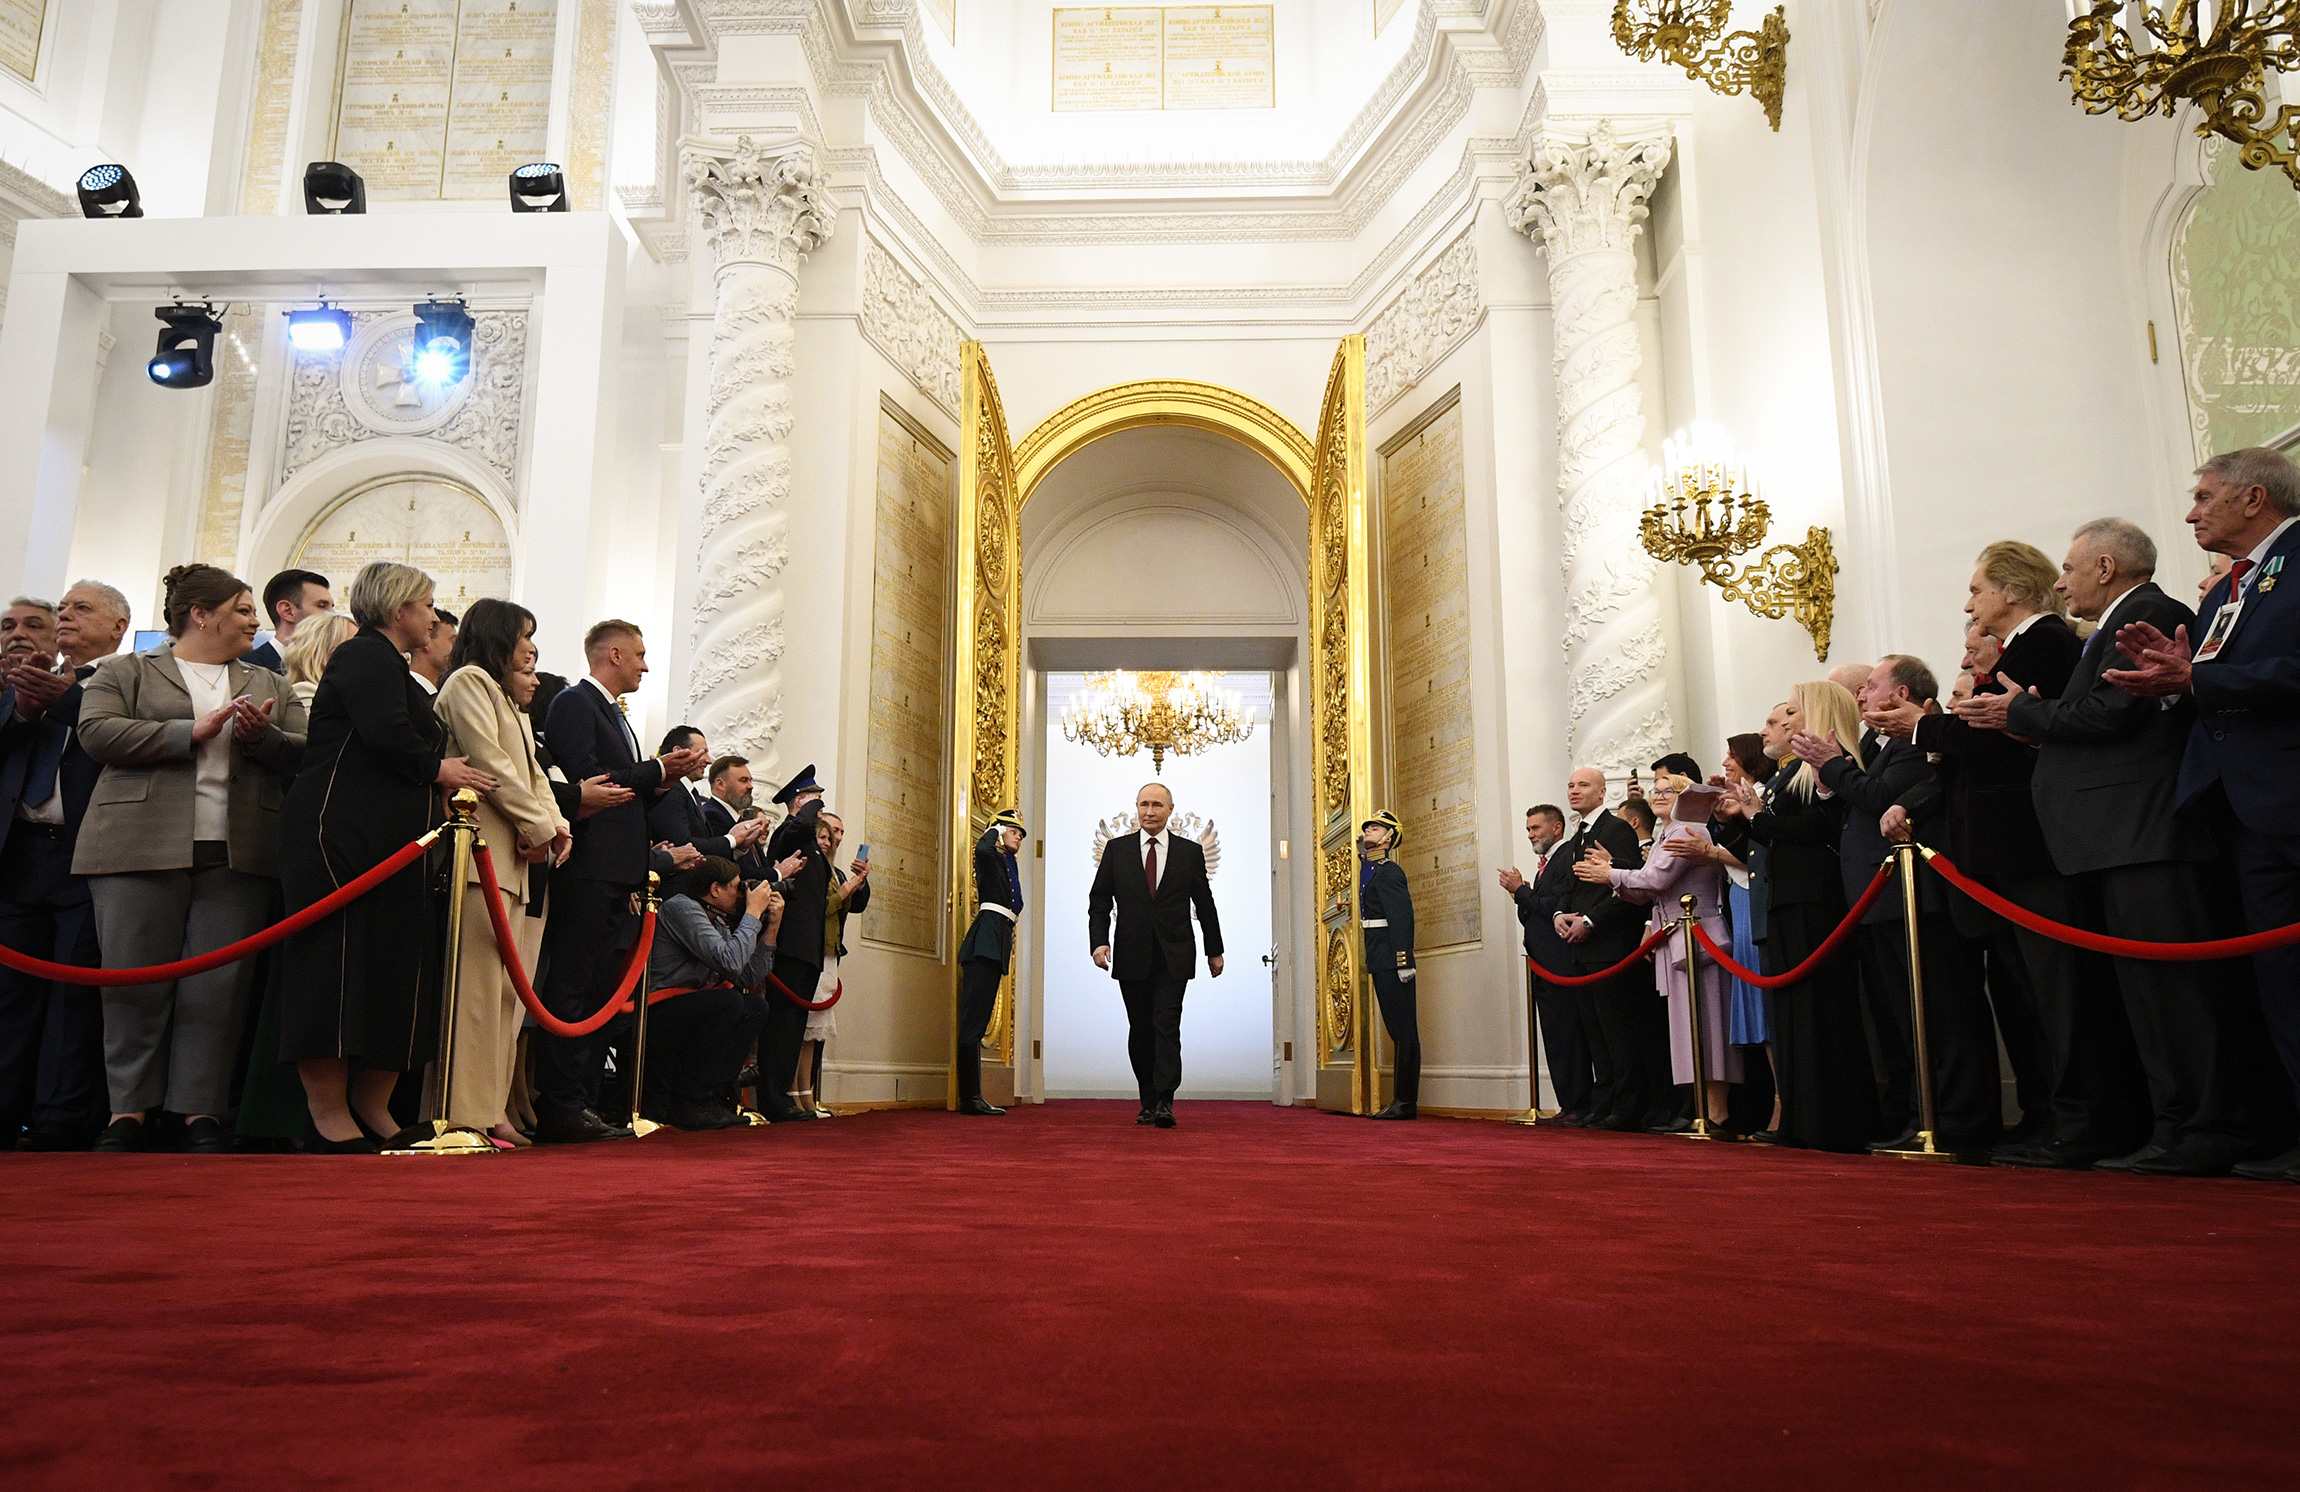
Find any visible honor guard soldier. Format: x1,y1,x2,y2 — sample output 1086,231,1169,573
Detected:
954,809,1027,1116
1360,809,1420,1120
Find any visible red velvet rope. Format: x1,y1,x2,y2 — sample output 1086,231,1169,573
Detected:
1689,860,1899,990
474,843,657,1036
1921,847,2300,961
767,971,841,1010
1526,922,1678,987
0,829,441,986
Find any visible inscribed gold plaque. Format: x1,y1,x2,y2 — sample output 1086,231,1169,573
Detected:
1162,7,1272,111
332,0,558,202
0,0,45,83
1053,8,1163,112
1381,397,1479,951
865,402,955,957
293,477,514,610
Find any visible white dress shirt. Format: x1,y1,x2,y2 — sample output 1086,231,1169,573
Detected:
1140,826,1172,891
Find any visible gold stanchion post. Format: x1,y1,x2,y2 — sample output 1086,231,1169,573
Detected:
1877,843,1969,1163
1509,965,1546,1125
1676,894,1721,1140
386,789,496,1156
627,872,663,1138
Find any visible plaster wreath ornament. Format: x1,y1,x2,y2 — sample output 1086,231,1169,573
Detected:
680,135,835,767
1504,120,1678,778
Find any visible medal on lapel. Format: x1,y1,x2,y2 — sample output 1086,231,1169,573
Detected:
2261,555,2284,593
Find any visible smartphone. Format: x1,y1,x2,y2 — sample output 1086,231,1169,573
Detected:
855,843,871,864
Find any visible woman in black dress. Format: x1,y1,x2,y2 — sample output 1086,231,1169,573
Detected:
1732,680,1882,1153
278,561,494,1151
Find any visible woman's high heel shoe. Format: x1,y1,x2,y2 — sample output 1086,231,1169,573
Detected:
300,1119,379,1155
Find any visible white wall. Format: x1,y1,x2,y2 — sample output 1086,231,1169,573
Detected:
1039,706,1275,1100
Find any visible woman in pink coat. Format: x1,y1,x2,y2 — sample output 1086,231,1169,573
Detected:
1576,776,1743,1129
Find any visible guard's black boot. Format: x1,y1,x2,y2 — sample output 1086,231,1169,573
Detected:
1371,1101,1417,1120
958,1096,1006,1116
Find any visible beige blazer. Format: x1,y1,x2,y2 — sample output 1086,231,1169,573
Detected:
72,646,305,877
436,664,568,903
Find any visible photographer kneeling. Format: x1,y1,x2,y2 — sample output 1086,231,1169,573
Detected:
644,857,780,1130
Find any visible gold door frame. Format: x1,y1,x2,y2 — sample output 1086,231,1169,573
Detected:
947,355,1374,1111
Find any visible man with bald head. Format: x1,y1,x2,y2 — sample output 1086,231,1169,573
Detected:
1088,780,1224,1128
1550,767,1666,1130
1829,661,1873,696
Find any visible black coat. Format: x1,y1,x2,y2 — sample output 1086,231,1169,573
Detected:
772,800,872,972
1817,736,1936,920
1554,809,1645,970
2006,582,2214,874
1087,830,1223,979
957,828,1024,971
544,679,666,886
1906,614,2081,880
0,665,102,869
1359,858,1415,978
699,794,771,882
1514,844,1577,975
1740,777,1846,915
646,779,736,860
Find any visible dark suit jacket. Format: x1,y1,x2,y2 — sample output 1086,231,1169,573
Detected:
1740,774,1847,914
2007,582,2213,875
698,794,771,881
242,640,283,673
647,779,736,860
1555,809,1645,970
1817,736,1936,920
0,666,103,881
1088,829,1223,980
1514,845,1576,974
2180,521,2300,826
544,679,666,885
1907,613,2082,879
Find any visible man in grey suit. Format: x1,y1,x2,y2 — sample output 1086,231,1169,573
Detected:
1088,781,1224,1128
1958,517,2263,1175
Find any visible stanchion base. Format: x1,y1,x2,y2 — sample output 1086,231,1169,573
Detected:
1506,1108,1546,1127
737,1109,771,1127
382,1122,496,1156
1875,1132,1988,1165
629,1116,664,1138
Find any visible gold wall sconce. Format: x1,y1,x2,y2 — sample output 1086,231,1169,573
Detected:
1640,424,1837,661
2062,1,2300,189
1611,1,1791,132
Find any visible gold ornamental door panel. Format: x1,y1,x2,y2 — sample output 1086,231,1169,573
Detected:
948,341,1023,1110
1309,336,1378,1115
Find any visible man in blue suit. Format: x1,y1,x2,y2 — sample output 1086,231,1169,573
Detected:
0,583,130,1149
533,620,706,1143
2109,447,2300,1181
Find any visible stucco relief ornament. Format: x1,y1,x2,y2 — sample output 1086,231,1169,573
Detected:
683,136,835,275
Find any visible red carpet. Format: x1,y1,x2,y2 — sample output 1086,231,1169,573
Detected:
5,1102,2295,1489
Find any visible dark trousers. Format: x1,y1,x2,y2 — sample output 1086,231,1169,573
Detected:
2236,824,2300,1111
1581,968,1660,1122
0,832,104,1140
957,958,1003,1101
1998,870,2150,1153
1370,966,1419,1106
2072,862,2261,1153
1971,918,2050,1131
1118,949,1188,1107
641,985,766,1112
1570,982,1620,1120
1857,915,2000,1144
760,960,817,1115
1855,923,1916,1123
534,876,635,1123
1530,969,1593,1115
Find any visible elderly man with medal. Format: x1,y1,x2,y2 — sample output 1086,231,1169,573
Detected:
1359,809,1421,1121
954,809,1028,1116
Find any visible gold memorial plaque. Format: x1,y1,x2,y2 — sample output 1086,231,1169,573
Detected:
0,0,47,84
1052,6,1272,112
1162,7,1272,111
332,0,558,202
1053,7,1163,113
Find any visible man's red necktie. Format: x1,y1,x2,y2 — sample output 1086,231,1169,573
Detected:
1144,837,1158,894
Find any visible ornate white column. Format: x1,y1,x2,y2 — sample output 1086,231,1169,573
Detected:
1504,120,1675,778
680,136,834,767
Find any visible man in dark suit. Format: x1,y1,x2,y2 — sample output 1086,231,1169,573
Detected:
1962,518,2261,1175
1088,780,1224,1128
699,754,777,883
1498,803,1593,1123
646,726,769,865
0,584,127,1149
1549,767,1663,1131
2108,447,2300,1181
242,568,331,672
534,620,703,1144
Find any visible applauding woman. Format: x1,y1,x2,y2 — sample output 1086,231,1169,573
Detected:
278,562,494,1152
75,564,302,1153
435,599,569,1147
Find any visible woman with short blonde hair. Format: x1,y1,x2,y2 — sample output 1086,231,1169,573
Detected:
345,561,434,630
281,611,358,692
1974,540,2067,617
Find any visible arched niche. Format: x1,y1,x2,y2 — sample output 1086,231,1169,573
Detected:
247,439,520,603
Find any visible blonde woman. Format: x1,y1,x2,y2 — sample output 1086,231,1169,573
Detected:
278,561,494,1153
433,599,569,1147
277,611,358,734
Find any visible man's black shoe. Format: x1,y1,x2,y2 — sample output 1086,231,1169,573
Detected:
16,1126,85,1152
1995,1138,2116,1170
2127,1142,2241,1178
958,1096,1006,1116
2233,1144,2300,1183
1866,1128,1921,1153
1153,1100,1175,1128
1370,1101,1416,1121
1588,1113,1641,1132
1534,1111,1586,1128
2094,1143,2169,1173
182,1116,232,1154
1646,1117,1696,1135
535,1111,629,1144
665,1100,744,1131
92,1116,145,1153
1135,1108,1156,1125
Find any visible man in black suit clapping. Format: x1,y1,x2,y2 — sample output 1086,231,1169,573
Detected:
1498,804,1593,1124
1088,781,1224,1129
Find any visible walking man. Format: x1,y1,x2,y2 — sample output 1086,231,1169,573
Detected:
1088,782,1224,1128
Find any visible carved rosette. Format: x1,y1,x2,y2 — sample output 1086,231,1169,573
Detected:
682,137,835,767
1505,121,1676,777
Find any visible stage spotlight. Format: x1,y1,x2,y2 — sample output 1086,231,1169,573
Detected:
77,163,142,219
412,299,475,386
302,161,367,215
287,305,352,354
508,162,567,213
148,304,221,388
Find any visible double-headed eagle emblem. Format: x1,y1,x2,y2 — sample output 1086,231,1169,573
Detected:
1090,811,1222,878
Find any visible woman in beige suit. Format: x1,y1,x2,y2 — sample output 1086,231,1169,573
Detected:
74,564,303,1154
435,599,570,1145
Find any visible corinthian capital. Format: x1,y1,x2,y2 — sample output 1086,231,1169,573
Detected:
1503,120,1673,260
682,136,836,275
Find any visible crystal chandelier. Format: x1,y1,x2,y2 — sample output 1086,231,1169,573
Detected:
2063,1,2300,188
1059,670,1252,774
1639,423,1837,661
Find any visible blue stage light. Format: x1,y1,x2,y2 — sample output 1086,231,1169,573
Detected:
411,299,475,387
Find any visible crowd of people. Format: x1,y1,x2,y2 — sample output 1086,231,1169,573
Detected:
1504,445,2300,1181
0,561,867,1153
